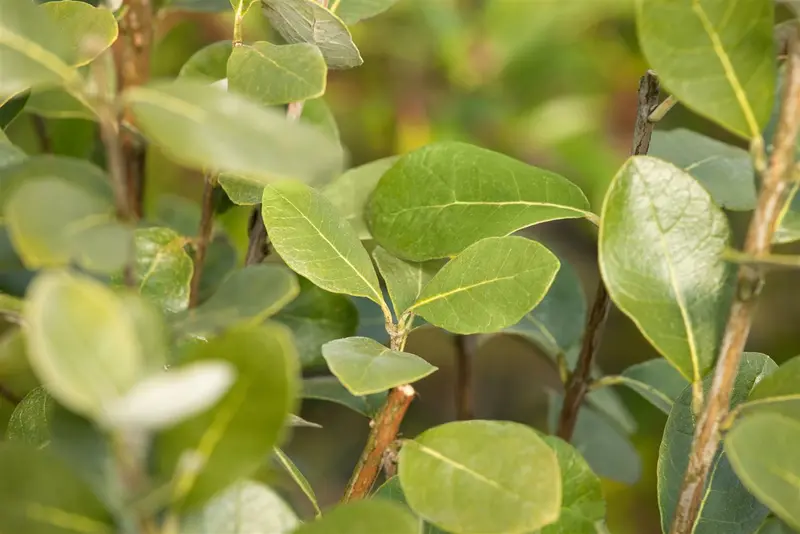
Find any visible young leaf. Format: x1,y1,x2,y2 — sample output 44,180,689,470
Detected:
741,354,800,420
179,41,232,82
301,375,386,417
599,359,690,415
322,336,437,395
173,265,299,338
40,1,118,67
367,142,593,262
649,129,757,211
274,277,358,368
658,352,775,534
217,173,263,206
123,80,343,186
398,420,561,534
636,0,775,139
599,156,735,383
372,246,442,316
5,386,53,448
273,447,321,516
227,41,327,106
333,0,402,24
293,500,418,534
0,442,115,534
156,324,299,510
261,180,385,305
409,236,559,334
261,0,364,70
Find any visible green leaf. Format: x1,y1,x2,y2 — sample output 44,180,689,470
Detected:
292,500,418,534
775,187,800,245
195,234,238,305
261,0,364,70
399,420,561,534
274,277,358,368
0,91,29,128
157,324,299,510
123,80,343,186
301,97,341,142
322,336,436,395
601,359,690,415
301,375,386,417
0,136,26,168
373,477,448,534
726,413,800,531
372,246,442,316
261,180,385,305
742,354,800,420
179,41,232,82
409,236,559,334
0,442,115,534
165,0,232,12
273,447,321,517
0,0,79,102
541,435,605,534
173,265,299,338
217,173,263,206
181,480,299,533
658,352,775,534
333,0,401,24
755,517,798,534
649,129,756,211
636,0,775,138
599,156,735,382
368,142,593,261
5,386,53,448
323,157,398,240
25,87,95,120
0,292,24,319
228,41,327,106
40,1,118,67
0,327,38,404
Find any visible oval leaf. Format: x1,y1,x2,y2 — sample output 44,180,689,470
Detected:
179,41,232,82
372,246,442,316
742,354,800,419
367,142,592,261
293,500,417,534
399,420,561,534
322,336,436,395
612,358,690,414
409,236,560,334
301,375,386,417
333,0,401,24
40,1,118,67
599,156,735,382
5,386,53,448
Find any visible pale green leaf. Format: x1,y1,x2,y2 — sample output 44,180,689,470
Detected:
40,1,118,67
274,447,321,517
123,80,343,186
0,292,24,319
5,386,53,448
367,142,593,261
301,375,386,417
399,420,561,534
372,477,448,534
25,87,95,120
292,500,418,534
658,352,775,534
649,129,756,211
410,236,559,334
322,336,436,395
601,359,690,415
775,186,800,245
301,97,341,142
599,156,735,382
261,180,385,304
261,0,363,70
218,173,263,206
636,0,775,138
228,41,327,106
179,41,232,82
373,246,442,316
755,517,798,534
0,134,26,168
157,324,299,509
333,0,402,24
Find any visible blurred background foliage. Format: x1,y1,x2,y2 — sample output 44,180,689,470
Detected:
2,1,799,532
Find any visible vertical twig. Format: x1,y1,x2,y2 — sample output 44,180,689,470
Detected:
188,173,217,308
670,36,800,534
454,334,475,420
556,71,660,440
31,115,51,154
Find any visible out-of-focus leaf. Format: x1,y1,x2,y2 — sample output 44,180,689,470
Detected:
0,155,111,208
333,0,402,24
0,293,23,319
292,500,417,534
301,375,386,417
196,234,238,305
372,246,442,316
600,359,690,415
373,477,448,534
755,517,798,534
164,0,232,12
26,88,95,120
0,92,28,128
273,447,321,517
155,194,202,237
40,1,118,67
5,386,53,448
0,136,26,168
301,97,340,142
179,41,232,82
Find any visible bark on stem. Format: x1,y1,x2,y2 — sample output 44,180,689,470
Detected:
188,174,216,308
556,71,660,440
669,37,800,534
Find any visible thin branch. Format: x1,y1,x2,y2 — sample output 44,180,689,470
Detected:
556,71,660,440
723,248,800,269
454,334,475,420
188,173,217,308
31,115,51,153
670,36,800,534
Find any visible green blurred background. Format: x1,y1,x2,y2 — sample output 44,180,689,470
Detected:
3,1,800,532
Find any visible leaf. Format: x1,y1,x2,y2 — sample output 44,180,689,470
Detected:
322,336,436,395
261,0,363,70
636,0,775,138
755,517,798,534
0,442,115,534
181,480,299,534
323,156,398,240
602,359,690,415
775,187,800,245
218,173,263,206
541,435,605,534
409,236,559,334
0,91,28,128
292,500,418,534
373,477,448,534
301,375,386,417
274,277,358,368
40,1,118,67
173,265,299,338
599,156,735,382
0,0,79,102
0,292,24,318
399,420,561,534
301,97,341,142
658,352,775,534
333,0,402,24
352,295,391,344
742,354,800,420
123,80,343,186
196,234,238,305
273,447,321,517
165,0,232,12
228,41,327,106
261,180,385,305
5,386,53,448
25,87,95,120
372,246,442,316
179,41,232,82
649,129,757,211
0,136,26,168
157,324,299,510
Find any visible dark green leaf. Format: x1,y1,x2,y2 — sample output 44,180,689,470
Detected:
25,88,95,120
333,0,402,24
5,386,53,448
741,354,800,420
0,91,29,128
273,447,321,517
292,500,418,534
601,359,690,415
301,375,386,417
372,246,442,316
179,41,232,82
40,1,118,67
196,234,238,305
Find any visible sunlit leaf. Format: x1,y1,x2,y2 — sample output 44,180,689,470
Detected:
5,386,53,448
40,1,118,67
179,41,232,82
333,0,402,24
372,246,442,316
273,447,321,517
301,375,386,417
292,500,417,534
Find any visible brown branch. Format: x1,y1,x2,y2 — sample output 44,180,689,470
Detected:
556,71,660,440
669,37,800,534
31,115,51,154
454,334,475,420
189,174,217,308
